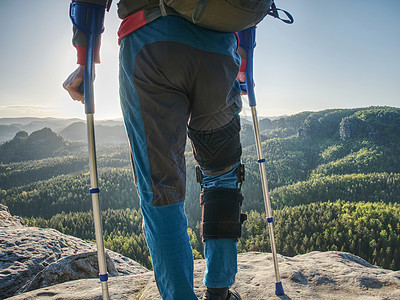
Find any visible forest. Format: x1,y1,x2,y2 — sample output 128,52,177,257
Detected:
1,106,399,271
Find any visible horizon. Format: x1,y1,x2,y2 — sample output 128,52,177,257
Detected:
0,105,400,125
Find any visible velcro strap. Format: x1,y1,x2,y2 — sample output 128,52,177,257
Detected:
201,222,241,240
200,188,243,206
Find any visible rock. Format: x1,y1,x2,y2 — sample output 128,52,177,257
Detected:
5,251,400,300
0,226,149,299
0,204,25,227
2,206,400,299
339,116,377,141
298,116,321,141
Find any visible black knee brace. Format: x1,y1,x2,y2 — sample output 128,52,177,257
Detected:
200,188,247,241
188,115,241,172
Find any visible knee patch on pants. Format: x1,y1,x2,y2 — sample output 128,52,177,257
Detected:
200,188,246,241
188,115,241,172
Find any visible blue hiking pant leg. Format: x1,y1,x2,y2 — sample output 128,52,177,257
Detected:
119,16,242,299
204,239,237,288
119,19,197,299
141,202,196,300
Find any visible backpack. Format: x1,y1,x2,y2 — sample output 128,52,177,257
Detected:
160,0,294,32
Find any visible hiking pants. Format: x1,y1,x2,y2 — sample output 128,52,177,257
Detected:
119,16,242,300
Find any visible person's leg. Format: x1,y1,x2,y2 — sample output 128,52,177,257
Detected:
185,23,244,298
119,20,200,300
120,15,243,299
189,120,244,298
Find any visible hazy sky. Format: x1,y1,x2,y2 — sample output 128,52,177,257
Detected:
0,0,399,120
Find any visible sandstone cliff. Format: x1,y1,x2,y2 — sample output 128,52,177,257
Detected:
2,205,400,299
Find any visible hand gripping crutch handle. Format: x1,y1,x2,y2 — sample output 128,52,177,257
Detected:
238,26,257,107
70,1,105,114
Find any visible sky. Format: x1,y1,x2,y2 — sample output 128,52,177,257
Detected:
0,0,399,120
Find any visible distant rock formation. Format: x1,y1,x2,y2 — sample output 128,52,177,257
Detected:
0,128,65,163
339,117,377,141
2,205,400,300
298,116,321,141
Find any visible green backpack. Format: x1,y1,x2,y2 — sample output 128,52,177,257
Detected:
117,0,293,32
160,0,293,32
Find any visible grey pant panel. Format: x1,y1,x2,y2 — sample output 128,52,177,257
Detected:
188,49,240,131
132,41,241,205
132,42,190,205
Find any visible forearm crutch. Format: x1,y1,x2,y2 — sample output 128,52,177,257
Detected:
238,26,284,296
70,2,110,299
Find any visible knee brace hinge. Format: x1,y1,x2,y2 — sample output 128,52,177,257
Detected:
196,165,203,187
237,163,245,189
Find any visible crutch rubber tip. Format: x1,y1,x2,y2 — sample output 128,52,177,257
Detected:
275,282,284,295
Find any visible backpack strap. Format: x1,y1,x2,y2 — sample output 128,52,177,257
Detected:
106,0,112,12
192,0,208,24
159,0,168,16
268,2,294,24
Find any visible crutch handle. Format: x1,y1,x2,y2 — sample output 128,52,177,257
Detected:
70,2,106,114
237,26,257,107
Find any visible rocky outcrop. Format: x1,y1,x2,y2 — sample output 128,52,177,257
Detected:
298,116,321,141
0,204,25,227
5,251,400,300
339,117,378,141
0,205,148,299
2,205,400,300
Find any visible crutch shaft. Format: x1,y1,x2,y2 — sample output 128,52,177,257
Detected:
87,114,110,300
250,107,282,284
